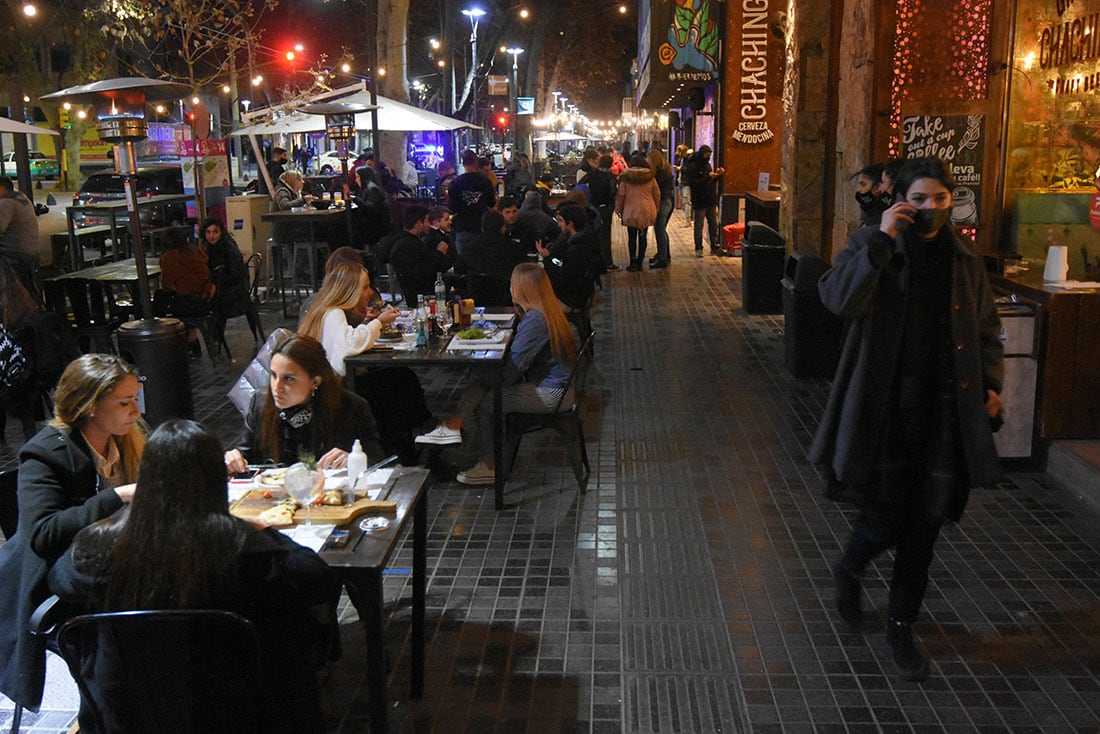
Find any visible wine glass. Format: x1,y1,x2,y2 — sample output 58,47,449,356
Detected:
283,462,323,525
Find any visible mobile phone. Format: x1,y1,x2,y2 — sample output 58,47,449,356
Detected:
325,528,351,549
231,469,259,481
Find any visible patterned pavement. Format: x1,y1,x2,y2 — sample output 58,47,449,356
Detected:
2,211,1099,733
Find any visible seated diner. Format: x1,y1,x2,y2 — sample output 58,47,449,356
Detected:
224,334,383,472
50,419,340,733
0,354,146,713
415,263,578,485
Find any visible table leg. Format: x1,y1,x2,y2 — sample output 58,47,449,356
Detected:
411,483,426,698
67,210,79,270
493,380,504,510
343,568,389,734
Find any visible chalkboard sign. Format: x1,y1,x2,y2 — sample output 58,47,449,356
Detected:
901,114,984,227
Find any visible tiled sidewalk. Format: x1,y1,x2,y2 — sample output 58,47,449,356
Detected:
3,212,1100,732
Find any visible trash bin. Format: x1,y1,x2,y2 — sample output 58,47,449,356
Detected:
742,221,786,314
781,252,843,378
116,318,194,426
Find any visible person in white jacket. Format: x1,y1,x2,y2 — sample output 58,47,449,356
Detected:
297,263,399,376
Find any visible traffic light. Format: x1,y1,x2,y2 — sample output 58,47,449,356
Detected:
497,114,508,128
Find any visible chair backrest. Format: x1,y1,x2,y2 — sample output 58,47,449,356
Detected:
62,279,108,327
0,468,18,540
245,252,264,301
57,609,267,734
551,329,595,413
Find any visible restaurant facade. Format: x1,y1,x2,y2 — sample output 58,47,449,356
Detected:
635,0,1100,267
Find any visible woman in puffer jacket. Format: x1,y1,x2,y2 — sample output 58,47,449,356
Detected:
614,155,661,272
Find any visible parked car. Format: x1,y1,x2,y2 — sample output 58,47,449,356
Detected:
71,165,188,228
314,150,355,175
0,151,60,179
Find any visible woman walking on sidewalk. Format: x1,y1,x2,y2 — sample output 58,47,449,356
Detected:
614,154,660,272
809,156,1004,683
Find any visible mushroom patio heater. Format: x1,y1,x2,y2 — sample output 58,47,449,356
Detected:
42,77,196,424
301,101,374,203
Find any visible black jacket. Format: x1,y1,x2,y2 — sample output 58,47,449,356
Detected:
205,233,251,319
447,172,496,233
543,230,603,311
235,389,383,466
389,231,454,305
49,509,340,733
0,426,125,709
683,152,718,208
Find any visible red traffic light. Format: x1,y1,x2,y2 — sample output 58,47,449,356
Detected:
497,115,507,127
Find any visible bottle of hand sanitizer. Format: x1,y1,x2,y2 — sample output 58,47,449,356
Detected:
347,439,368,490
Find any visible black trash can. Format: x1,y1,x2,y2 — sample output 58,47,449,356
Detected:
742,221,786,314
116,318,194,426
781,252,843,379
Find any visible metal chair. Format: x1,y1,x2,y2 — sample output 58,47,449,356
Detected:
0,467,17,541
41,278,125,354
502,330,594,493
56,609,267,734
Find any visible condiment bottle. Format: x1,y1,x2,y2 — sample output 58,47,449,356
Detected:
347,439,368,489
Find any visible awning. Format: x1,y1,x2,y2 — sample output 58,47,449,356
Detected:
533,131,586,142
233,90,479,136
0,118,60,136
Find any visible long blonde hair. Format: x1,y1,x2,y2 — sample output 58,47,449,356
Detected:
647,149,671,176
510,263,576,366
298,263,369,340
50,354,147,483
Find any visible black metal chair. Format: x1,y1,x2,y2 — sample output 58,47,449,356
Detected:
0,467,17,541
42,278,127,354
502,330,594,493
56,609,267,734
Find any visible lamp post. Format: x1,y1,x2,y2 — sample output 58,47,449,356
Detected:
506,47,524,162
460,8,486,116
42,77,195,424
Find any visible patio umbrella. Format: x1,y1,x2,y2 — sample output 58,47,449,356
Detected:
0,118,59,136
532,131,586,142
233,92,480,136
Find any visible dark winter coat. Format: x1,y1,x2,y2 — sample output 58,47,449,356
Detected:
0,427,125,710
808,225,1004,520
205,232,251,319
542,229,603,311
682,152,718,208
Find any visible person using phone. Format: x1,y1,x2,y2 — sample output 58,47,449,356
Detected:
809,156,1004,682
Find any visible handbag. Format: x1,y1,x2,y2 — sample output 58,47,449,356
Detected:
0,324,29,391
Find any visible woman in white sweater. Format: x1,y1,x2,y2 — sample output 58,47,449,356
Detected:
298,263,434,463
298,264,399,375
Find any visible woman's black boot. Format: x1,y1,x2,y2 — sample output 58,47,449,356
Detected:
886,619,929,682
626,259,642,272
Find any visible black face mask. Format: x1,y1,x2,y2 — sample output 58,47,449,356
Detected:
912,207,952,236
855,191,878,211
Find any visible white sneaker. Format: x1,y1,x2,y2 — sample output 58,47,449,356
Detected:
456,462,495,485
415,424,462,445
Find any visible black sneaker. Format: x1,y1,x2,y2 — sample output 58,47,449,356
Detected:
887,620,930,682
833,564,862,632
711,248,729,257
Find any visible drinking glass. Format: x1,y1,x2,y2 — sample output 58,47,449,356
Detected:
283,463,323,525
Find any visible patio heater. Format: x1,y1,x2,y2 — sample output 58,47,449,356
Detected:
301,101,374,202
42,77,196,424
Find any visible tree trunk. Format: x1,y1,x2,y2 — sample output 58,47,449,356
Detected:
377,0,410,175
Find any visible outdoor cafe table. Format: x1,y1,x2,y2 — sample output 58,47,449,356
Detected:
47,257,161,286
231,465,430,734
344,316,516,511
260,206,351,314
65,193,195,269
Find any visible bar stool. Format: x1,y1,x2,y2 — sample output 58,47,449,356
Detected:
290,240,328,296
265,238,296,318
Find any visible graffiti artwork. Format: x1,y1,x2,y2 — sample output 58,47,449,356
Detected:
658,0,723,79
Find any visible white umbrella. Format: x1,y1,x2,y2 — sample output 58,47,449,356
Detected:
0,118,59,136
233,92,479,136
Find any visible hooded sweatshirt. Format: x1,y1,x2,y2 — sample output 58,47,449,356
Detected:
614,167,660,229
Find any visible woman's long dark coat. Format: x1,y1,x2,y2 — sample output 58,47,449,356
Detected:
808,225,1004,520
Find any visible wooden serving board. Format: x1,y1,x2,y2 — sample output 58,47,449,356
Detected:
230,489,397,526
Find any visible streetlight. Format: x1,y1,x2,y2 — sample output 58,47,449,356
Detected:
506,47,524,161
460,8,486,120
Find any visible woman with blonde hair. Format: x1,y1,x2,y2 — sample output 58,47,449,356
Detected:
647,148,675,269
416,263,578,485
0,354,146,712
298,263,400,377
298,263,433,464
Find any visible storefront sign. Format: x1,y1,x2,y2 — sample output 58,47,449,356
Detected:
730,1,777,145
654,0,723,83
902,114,985,226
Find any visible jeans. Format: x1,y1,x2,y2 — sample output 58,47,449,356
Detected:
627,226,648,263
654,198,673,262
678,184,692,222
597,204,613,267
840,504,945,623
693,205,719,251
456,379,568,463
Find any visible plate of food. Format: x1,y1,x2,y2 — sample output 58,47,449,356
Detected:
257,467,288,487
377,326,407,342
